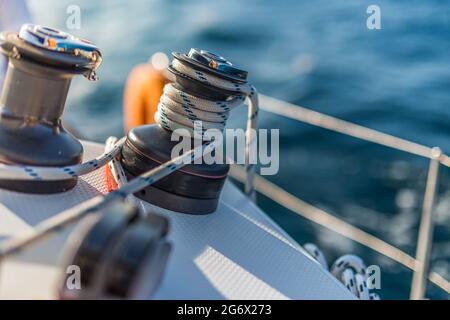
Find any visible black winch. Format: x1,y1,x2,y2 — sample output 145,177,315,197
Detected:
60,197,171,300
121,49,249,214
0,24,102,193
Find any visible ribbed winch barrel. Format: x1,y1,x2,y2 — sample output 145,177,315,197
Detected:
0,24,102,193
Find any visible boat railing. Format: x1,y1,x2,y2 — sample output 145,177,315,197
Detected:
228,94,450,299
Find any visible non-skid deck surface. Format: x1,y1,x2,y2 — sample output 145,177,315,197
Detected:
0,141,353,300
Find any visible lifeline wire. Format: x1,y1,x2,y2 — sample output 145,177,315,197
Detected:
156,59,259,200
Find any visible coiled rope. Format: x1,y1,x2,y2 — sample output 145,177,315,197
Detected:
156,59,259,200
0,137,125,181
304,243,380,300
0,53,261,256
0,58,259,200
0,137,216,257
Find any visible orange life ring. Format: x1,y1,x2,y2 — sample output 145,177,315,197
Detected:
123,63,168,133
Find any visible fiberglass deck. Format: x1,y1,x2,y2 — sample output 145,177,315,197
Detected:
0,141,353,300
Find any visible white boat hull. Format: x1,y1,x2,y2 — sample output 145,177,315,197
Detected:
0,141,353,300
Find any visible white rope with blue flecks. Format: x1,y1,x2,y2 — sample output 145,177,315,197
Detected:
303,243,381,300
0,58,259,202
0,137,125,181
156,59,259,201
0,57,260,256
105,137,129,188
0,137,218,258
105,136,146,212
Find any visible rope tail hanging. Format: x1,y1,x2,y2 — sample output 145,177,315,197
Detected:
157,54,259,201
0,49,259,201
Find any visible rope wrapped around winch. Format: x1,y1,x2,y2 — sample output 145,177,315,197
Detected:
0,51,259,200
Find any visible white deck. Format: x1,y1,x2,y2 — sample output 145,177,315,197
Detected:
0,141,353,300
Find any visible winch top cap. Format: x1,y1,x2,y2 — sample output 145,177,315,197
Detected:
172,48,248,83
19,24,99,54
0,24,102,80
